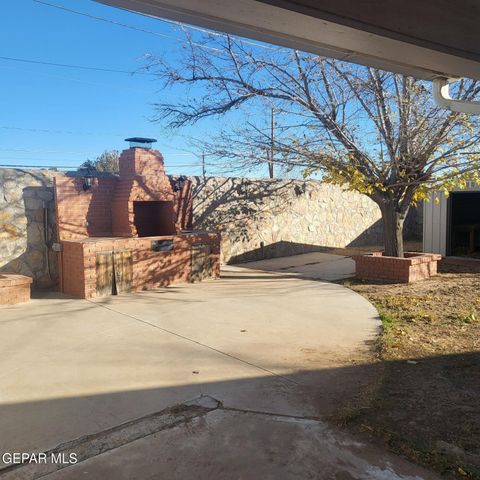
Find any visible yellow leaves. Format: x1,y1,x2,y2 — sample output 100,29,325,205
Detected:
347,168,374,194
316,163,376,195
301,147,480,203
422,170,480,204
412,187,429,205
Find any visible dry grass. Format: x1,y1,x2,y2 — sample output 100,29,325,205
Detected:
348,266,480,359
336,259,480,479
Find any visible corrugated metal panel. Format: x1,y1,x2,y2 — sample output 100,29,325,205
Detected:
439,194,448,255
432,193,441,252
423,192,447,255
423,197,433,252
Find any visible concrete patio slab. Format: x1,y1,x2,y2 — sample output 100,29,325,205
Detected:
42,407,440,480
0,260,438,478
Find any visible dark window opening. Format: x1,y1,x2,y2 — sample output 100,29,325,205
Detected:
133,201,176,237
449,192,480,258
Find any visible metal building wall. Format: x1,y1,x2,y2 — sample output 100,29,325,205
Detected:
423,182,480,256
423,192,448,255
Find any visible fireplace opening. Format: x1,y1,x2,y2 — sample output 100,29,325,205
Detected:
133,201,176,237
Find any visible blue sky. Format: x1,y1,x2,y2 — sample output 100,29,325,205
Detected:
0,0,236,175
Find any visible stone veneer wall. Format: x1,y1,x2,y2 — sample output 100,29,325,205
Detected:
188,176,395,263
0,168,420,287
0,169,57,288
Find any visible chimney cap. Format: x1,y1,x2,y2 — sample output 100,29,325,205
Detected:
125,137,157,149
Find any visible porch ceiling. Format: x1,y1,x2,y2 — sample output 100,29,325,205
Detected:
96,0,480,80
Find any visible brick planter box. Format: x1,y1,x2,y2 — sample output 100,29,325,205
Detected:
0,274,32,305
353,252,442,283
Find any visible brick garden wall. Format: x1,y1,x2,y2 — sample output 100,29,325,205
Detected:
0,168,421,287
354,252,441,283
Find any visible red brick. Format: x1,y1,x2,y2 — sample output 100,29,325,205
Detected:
353,252,441,283
0,274,32,305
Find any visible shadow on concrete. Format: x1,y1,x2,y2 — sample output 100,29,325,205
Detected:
0,351,478,478
227,240,332,263
226,252,355,282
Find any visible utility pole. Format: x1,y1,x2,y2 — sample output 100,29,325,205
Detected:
268,107,275,179
202,151,206,178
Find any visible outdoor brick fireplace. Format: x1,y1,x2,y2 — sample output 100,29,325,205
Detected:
54,138,220,299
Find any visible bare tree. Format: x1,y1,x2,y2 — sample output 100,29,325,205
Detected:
192,123,302,178
80,150,120,173
147,35,480,257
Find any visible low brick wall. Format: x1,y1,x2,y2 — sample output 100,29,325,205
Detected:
60,234,220,299
0,274,32,305
353,252,442,283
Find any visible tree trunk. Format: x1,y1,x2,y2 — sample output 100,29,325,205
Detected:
380,202,406,257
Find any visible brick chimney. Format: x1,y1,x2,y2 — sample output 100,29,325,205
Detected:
111,138,176,237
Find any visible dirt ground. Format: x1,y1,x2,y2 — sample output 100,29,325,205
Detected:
335,256,480,479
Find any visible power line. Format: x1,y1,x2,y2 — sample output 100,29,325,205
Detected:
0,55,155,76
0,125,172,145
0,162,204,169
113,4,281,51
0,127,206,158
0,147,97,155
165,163,203,168
0,125,125,136
31,0,217,52
0,148,198,158
0,3,284,88
32,0,281,51
0,60,145,90
32,0,183,42
0,163,82,169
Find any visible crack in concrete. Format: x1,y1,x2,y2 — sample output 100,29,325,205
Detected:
0,400,217,480
220,405,323,423
0,394,330,480
1,395,432,480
